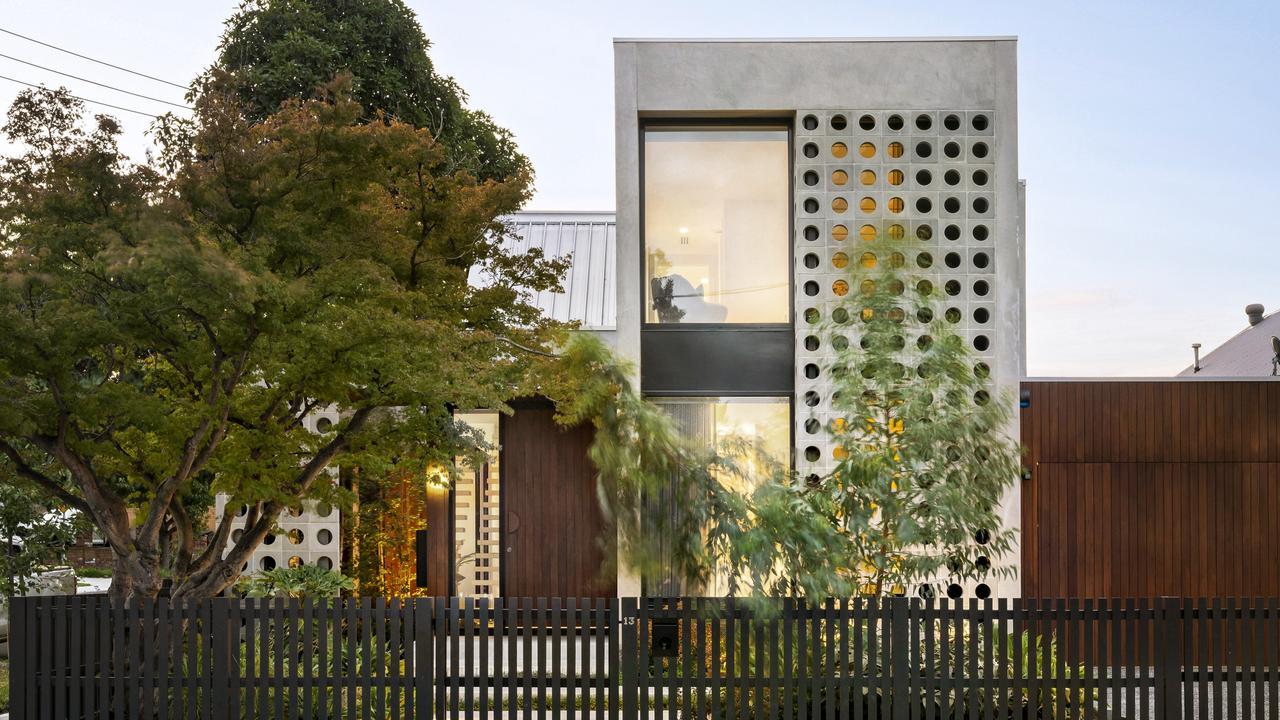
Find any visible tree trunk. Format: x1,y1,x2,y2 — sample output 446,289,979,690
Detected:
347,468,361,595
175,557,241,601
107,554,155,603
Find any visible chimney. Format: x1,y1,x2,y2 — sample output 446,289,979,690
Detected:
1247,303,1265,326
1191,343,1202,373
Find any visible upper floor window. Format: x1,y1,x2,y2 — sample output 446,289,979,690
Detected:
643,126,790,324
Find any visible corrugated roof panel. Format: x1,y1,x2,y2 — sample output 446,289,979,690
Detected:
584,223,608,327
567,222,592,324
469,211,617,330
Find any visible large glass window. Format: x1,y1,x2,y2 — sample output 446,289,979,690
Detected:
644,127,790,324
646,397,791,596
653,397,792,483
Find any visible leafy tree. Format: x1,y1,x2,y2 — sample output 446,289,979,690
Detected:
0,79,564,602
208,0,528,181
0,478,82,597
792,240,1020,597
205,1,534,591
546,335,822,596
549,335,744,590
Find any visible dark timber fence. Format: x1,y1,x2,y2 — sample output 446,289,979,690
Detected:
9,595,1280,719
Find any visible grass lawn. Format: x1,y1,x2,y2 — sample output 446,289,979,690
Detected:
0,657,8,713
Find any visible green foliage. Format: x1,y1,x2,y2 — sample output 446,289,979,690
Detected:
0,77,561,601
0,480,82,596
704,240,1020,599
237,564,354,598
208,0,528,181
75,566,114,578
646,610,1088,719
548,334,763,592
796,238,1021,597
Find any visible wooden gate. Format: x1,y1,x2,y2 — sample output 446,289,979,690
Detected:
1021,380,1280,599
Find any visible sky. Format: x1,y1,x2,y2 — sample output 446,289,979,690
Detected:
2,0,1278,376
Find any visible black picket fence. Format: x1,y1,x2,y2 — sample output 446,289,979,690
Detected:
8,595,1280,719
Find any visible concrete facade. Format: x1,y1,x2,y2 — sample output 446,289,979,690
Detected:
614,38,1026,597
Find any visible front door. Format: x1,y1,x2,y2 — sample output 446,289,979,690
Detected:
501,401,615,598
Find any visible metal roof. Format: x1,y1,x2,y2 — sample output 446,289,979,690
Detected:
476,211,617,330
1178,308,1280,377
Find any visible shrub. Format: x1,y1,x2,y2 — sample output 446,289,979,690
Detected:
237,565,354,599
646,607,1091,719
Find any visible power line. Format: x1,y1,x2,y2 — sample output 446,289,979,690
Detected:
0,52,190,109
0,26,186,90
0,74,160,119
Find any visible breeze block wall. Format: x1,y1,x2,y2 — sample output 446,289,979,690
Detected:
793,109,1000,599
793,110,998,488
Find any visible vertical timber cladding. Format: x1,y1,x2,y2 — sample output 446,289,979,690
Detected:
501,400,617,598
794,110,999,599
1021,380,1280,599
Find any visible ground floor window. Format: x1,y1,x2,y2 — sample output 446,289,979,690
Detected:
652,396,791,482
647,396,792,595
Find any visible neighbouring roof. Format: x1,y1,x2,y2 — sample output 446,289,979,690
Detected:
1179,308,1280,377
475,211,617,331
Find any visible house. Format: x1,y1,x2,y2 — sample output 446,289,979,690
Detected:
420,37,1029,600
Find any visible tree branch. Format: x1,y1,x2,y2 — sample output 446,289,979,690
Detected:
185,500,240,580
167,494,195,575
139,335,255,549
178,407,376,600
0,438,90,513
27,433,133,554
292,406,375,494
494,335,558,359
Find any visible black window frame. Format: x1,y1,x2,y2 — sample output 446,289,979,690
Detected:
638,117,795,331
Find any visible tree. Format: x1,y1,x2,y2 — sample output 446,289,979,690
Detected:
549,335,747,590
690,241,1020,599
0,478,82,597
0,79,565,602
208,0,528,182
205,1,535,593
786,240,1020,598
